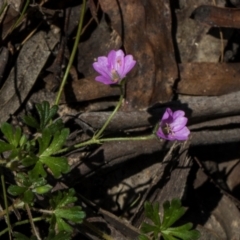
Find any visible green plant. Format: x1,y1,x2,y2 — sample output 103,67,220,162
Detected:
138,199,200,240
0,101,85,239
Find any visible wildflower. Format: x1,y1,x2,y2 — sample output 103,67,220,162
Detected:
157,108,190,141
93,50,136,85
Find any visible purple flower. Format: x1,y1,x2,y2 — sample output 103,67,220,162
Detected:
157,108,190,141
93,50,136,85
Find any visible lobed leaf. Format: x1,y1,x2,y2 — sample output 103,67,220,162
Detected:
54,206,85,223
162,223,201,240
0,141,13,154
36,101,58,130
138,235,150,240
49,189,85,233
40,156,70,178
40,129,69,157
56,217,73,232
47,119,64,135
144,201,161,227
161,199,186,229
23,115,40,129
28,161,47,178
140,222,160,234
38,128,52,155
1,122,14,144
22,155,38,167
50,188,77,209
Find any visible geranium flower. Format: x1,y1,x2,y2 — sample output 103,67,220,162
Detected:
157,108,190,141
93,50,136,85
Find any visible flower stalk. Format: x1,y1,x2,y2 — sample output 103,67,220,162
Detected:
55,0,86,105
94,80,126,140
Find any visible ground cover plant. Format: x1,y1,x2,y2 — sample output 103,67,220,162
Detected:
0,0,240,239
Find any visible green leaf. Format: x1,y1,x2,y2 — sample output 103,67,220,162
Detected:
144,201,161,227
31,175,47,186
161,199,186,229
161,232,178,240
1,123,23,147
0,141,13,154
19,134,28,147
55,206,85,223
40,129,69,156
140,199,201,240
40,156,70,178
24,103,64,134
1,122,14,144
29,127,70,178
49,189,85,233
28,161,47,178
22,155,38,167
50,188,77,208
23,189,34,204
23,115,40,129
47,119,64,135
138,235,150,240
33,184,52,194
0,123,28,161
8,185,27,196
56,217,73,232
162,223,201,240
8,185,34,204
13,126,22,147
140,222,160,234
36,101,58,130
38,129,52,155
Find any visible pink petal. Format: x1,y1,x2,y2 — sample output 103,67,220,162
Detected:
161,108,173,121
93,57,112,79
114,50,125,77
95,75,115,85
173,110,185,120
115,49,125,59
173,127,190,140
107,50,117,65
171,117,188,131
121,55,136,77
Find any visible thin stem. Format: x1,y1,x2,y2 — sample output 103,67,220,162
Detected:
31,207,53,215
0,168,12,239
73,134,155,148
25,204,41,240
56,134,156,154
0,217,45,237
100,134,155,143
55,0,86,105
0,199,24,218
94,81,125,139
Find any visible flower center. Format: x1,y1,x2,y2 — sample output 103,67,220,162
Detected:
111,69,120,82
162,123,174,136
